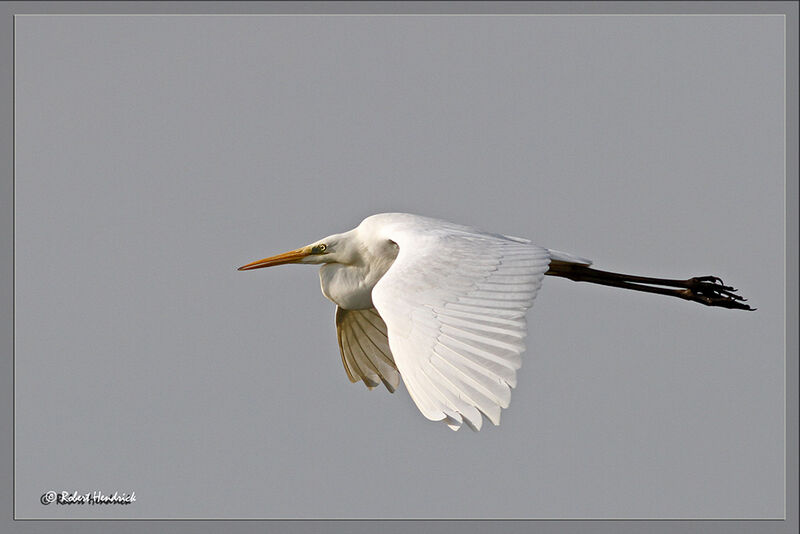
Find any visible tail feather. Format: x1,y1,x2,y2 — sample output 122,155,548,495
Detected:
547,249,592,266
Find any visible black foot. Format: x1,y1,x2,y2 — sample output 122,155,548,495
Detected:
684,276,754,310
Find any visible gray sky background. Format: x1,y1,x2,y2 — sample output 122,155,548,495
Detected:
14,15,784,519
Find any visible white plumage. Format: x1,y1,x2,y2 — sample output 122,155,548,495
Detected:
239,213,580,431
367,214,552,430
238,212,750,431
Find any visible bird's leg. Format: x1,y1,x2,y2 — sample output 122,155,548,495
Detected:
545,261,754,311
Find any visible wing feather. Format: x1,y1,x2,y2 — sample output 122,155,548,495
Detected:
335,307,400,392
342,324,380,388
350,312,398,385
368,215,552,431
429,354,502,424
432,348,511,408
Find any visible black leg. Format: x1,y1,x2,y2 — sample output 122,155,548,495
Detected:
545,261,754,311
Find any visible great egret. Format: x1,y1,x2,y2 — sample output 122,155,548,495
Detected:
238,213,751,431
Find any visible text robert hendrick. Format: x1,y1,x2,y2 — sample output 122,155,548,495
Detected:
40,490,136,505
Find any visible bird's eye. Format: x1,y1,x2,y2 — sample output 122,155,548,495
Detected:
311,244,327,254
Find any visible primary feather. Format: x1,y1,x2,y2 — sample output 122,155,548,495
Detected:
335,307,399,392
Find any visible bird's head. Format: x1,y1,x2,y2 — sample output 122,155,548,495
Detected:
238,232,358,271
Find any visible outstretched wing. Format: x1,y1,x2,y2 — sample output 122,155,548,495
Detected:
335,307,400,392
370,219,551,431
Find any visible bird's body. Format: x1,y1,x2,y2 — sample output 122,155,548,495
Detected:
316,213,570,310
239,213,751,431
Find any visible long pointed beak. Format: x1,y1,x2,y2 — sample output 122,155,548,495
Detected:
238,247,311,271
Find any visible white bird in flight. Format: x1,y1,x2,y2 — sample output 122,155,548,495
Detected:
239,213,751,431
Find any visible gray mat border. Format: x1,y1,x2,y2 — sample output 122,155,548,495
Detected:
2,2,796,533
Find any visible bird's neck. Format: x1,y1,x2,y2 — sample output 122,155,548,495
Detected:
318,247,398,310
